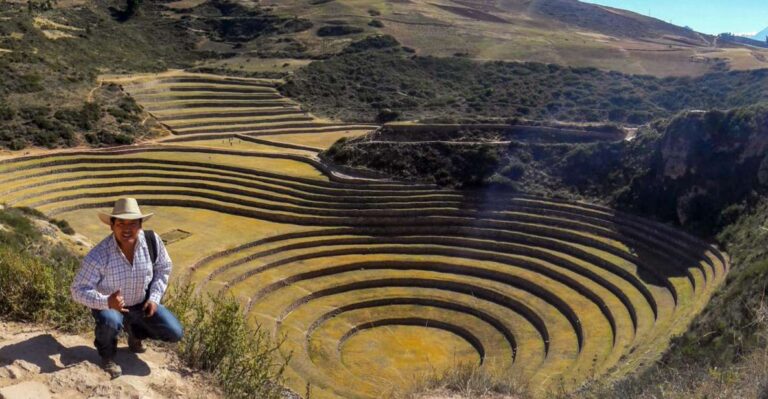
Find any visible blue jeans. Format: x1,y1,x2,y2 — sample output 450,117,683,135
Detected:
92,303,183,359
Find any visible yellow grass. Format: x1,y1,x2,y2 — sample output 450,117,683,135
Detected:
0,150,327,180
260,130,375,150
150,106,302,118
58,206,306,272
100,70,283,86
33,16,84,32
170,139,316,155
195,57,313,75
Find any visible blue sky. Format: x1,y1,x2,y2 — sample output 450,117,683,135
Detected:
583,1,768,36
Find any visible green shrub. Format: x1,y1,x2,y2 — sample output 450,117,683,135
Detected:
500,159,526,180
80,102,103,129
283,52,768,123
53,102,104,131
15,73,43,93
8,139,26,151
316,25,363,37
50,219,76,235
325,136,501,187
32,114,55,130
85,130,135,146
107,107,137,123
0,209,89,332
0,103,14,121
0,247,57,322
13,206,47,220
376,108,400,123
0,208,41,245
343,34,399,53
166,283,289,399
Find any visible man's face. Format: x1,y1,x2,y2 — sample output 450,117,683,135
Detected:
111,218,142,247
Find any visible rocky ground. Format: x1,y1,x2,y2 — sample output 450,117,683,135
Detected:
0,322,221,399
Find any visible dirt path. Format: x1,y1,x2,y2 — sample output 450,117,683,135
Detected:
0,322,221,399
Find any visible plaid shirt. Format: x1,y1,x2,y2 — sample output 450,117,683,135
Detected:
71,230,172,310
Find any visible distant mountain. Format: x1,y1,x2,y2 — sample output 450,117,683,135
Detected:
753,26,768,41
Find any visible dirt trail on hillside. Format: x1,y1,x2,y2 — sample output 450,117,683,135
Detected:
0,322,221,399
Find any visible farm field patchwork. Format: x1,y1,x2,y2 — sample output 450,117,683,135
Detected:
0,72,729,398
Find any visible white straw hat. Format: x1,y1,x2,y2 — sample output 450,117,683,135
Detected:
98,198,154,225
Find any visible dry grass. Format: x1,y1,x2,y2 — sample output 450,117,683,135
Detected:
397,361,530,399
258,0,768,76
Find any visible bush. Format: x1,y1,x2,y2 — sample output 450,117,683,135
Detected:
50,219,76,235
0,103,14,121
324,134,502,187
343,34,399,54
54,102,103,130
107,107,138,123
500,159,526,180
376,108,400,123
0,209,89,332
85,130,135,146
80,102,103,129
166,283,289,399
8,139,26,151
316,25,363,37
284,52,768,124
14,74,43,93
13,206,47,219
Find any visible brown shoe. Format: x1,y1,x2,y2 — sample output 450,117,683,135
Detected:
128,335,146,354
101,358,122,379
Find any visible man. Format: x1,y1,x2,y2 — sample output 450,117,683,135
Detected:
71,198,183,379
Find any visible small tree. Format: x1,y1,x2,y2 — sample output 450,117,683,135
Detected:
376,108,400,123
125,0,142,17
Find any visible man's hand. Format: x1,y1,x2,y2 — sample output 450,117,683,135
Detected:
108,290,128,313
143,300,158,318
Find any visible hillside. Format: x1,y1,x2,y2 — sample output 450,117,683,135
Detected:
282,47,768,124
2,0,766,150
327,105,768,232
243,0,768,76
0,0,205,150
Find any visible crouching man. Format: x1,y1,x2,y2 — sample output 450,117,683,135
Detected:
71,198,183,378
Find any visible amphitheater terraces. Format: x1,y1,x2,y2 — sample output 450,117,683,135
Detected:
0,71,729,398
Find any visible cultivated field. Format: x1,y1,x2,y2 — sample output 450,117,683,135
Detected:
0,72,729,398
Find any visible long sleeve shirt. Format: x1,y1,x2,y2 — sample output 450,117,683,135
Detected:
71,230,172,310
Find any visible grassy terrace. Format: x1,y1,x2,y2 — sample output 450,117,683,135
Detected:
0,72,728,398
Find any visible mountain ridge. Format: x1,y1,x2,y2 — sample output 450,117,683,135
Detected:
247,0,768,76
753,26,768,41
